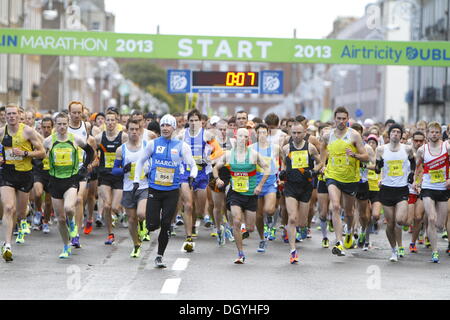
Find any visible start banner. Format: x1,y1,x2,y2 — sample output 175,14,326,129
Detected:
1,28,449,67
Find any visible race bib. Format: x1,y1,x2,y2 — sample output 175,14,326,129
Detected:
155,167,175,186
42,158,50,171
233,175,249,193
291,150,308,169
332,155,348,167
4,148,23,161
129,163,145,180
368,170,378,181
430,169,445,183
54,148,73,166
105,152,115,169
387,160,403,177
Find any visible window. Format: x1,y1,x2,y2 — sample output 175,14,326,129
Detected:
0,55,6,93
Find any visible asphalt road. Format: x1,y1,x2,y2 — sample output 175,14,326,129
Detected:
1,218,450,300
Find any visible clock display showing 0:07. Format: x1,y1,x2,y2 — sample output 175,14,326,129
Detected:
192,71,259,87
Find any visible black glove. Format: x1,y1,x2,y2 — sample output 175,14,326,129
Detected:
132,182,139,194
123,162,132,174
78,165,89,179
188,176,194,189
279,170,287,181
408,172,414,184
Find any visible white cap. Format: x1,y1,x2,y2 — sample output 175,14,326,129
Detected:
160,114,177,129
364,118,374,128
210,115,220,125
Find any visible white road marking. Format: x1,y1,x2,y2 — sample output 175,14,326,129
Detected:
160,278,181,294
172,258,189,271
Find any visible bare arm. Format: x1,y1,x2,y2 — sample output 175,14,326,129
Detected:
309,144,322,172
24,127,45,159
348,130,369,162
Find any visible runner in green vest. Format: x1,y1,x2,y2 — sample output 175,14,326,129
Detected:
43,113,95,259
213,128,270,264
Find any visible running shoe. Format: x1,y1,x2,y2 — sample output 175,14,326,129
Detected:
120,213,128,228
402,225,409,232
332,243,346,256
241,228,249,239
290,250,299,264
42,223,50,234
398,246,405,258
257,240,267,253
59,245,72,259
300,227,308,240
425,236,431,248
431,251,439,263
183,237,194,252
1,244,12,262
268,227,276,241
389,250,398,262
83,220,93,235
13,224,18,236
327,220,334,233
234,251,245,264
154,256,167,268
170,226,177,237
192,226,198,238
142,234,151,241
217,225,226,246
105,234,115,245
130,245,141,258
343,233,354,249
210,231,218,238
33,211,42,226
203,215,212,228
15,231,25,244
306,227,312,239
112,214,118,228
95,215,104,228
358,233,366,248
263,224,269,239
322,237,329,248
20,219,31,235
282,228,289,243
67,218,78,239
225,226,235,242
418,233,424,244
409,243,418,253
442,230,448,239
71,235,81,248
363,242,370,251
295,229,302,243
175,215,184,226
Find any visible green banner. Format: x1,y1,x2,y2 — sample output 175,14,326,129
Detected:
1,28,450,66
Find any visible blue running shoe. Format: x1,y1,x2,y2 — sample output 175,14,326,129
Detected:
268,227,276,241
71,235,81,248
300,227,308,240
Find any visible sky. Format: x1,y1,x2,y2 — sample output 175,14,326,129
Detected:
105,0,373,39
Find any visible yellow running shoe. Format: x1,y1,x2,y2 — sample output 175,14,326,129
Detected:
130,245,141,258
343,233,354,249
332,243,346,256
183,237,194,252
2,244,13,262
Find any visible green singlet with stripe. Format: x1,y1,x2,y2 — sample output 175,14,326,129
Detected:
49,133,79,179
227,148,257,196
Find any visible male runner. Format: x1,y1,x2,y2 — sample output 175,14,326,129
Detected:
320,107,369,257
413,122,450,263
280,123,322,263
376,124,415,262
95,110,128,244
213,128,270,264
133,114,198,268
112,119,148,258
44,112,94,258
1,104,45,261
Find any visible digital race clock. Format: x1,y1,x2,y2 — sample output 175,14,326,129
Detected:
167,70,283,94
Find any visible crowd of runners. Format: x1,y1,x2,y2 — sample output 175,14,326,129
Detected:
1,102,450,267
